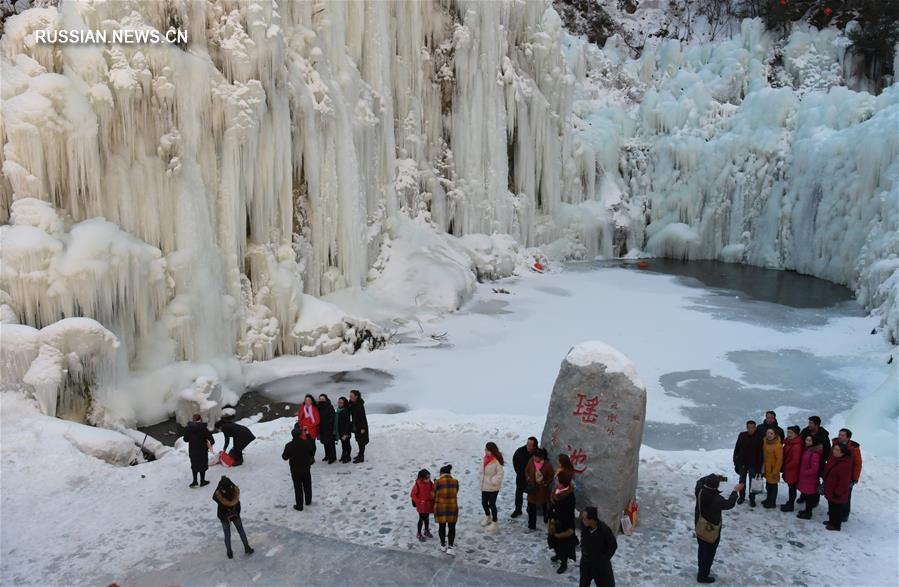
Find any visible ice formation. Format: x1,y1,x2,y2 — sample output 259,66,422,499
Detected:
1,1,597,425
567,20,899,340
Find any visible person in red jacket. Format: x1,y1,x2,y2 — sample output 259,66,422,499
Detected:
410,468,436,541
823,443,853,531
832,428,863,522
796,435,822,520
297,394,320,462
780,426,803,512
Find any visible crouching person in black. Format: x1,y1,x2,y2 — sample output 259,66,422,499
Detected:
694,474,743,584
578,506,617,587
282,425,314,510
216,419,256,466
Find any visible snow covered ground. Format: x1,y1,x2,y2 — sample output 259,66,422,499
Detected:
2,265,897,586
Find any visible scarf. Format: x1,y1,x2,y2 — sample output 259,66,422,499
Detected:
334,407,342,436
533,458,545,483
303,404,314,421
483,454,495,469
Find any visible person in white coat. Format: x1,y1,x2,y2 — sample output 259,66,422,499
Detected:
480,442,505,532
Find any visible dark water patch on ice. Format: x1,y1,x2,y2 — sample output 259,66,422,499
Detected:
251,367,394,402
137,390,304,446
644,349,858,451
584,259,856,309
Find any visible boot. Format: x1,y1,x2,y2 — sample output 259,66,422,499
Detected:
417,532,426,542
697,576,716,584
780,502,794,512
245,547,254,555
480,516,492,527
226,550,233,559
511,510,523,518
557,560,568,574
797,510,812,520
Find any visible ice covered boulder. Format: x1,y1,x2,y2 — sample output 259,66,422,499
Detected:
174,376,222,427
540,341,646,533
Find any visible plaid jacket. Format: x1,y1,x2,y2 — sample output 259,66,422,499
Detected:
434,474,459,524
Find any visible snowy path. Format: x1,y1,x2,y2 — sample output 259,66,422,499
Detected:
114,522,562,587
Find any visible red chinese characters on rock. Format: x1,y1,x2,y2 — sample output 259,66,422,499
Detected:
550,424,560,447
572,392,600,425
605,402,620,436
566,445,588,474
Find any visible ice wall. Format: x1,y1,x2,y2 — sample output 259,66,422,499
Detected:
569,20,899,341
1,1,603,425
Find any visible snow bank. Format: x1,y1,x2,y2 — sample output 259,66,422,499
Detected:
566,340,645,389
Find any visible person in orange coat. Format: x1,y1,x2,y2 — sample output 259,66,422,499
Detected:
760,428,783,509
832,428,863,522
525,448,554,530
780,426,803,511
434,464,459,555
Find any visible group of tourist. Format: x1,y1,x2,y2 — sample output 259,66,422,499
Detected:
181,390,370,559
408,436,618,586
695,411,863,584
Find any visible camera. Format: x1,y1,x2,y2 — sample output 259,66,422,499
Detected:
715,475,728,482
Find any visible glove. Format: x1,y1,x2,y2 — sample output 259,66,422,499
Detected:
851,481,857,486
412,500,417,508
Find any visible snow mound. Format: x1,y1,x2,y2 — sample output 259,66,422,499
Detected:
565,340,645,389
846,364,898,458
63,424,142,467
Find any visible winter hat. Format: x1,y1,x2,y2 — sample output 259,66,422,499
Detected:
702,474,721,490
439,464,452,475
584,507,599,522
787,425,800,435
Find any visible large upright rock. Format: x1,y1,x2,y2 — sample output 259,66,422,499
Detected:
540,341,646,533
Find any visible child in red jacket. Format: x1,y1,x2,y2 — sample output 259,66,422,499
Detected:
411,469,435,541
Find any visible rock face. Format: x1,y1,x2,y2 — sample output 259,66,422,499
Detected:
540,341,646,533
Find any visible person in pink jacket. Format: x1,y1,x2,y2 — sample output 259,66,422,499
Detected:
796,435,823,519
411,469,436,541
780,426,804,512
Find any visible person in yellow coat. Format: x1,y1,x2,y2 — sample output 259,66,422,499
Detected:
761,428,783,509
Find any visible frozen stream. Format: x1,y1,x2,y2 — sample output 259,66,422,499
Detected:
245,261,893,451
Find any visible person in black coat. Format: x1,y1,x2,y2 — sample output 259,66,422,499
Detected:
183,414,214,487
336,396,353,463
732,420,763,506
694,474,742,584
216,420,256,466
349,389,369,463
548,471,578,574
578,506,617,587
212,475,254,558
282,426,314,510
756,411,785,441
511,436,538,517
317,394,337,464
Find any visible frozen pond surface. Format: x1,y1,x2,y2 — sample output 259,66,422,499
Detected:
247,261,892,451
